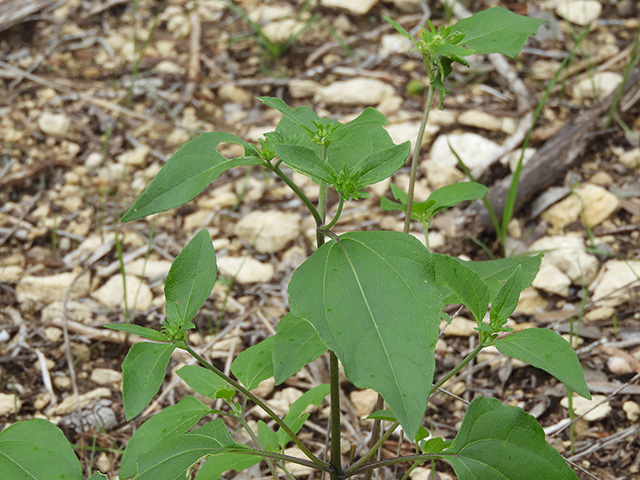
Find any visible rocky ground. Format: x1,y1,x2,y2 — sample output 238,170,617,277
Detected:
1,0,639,479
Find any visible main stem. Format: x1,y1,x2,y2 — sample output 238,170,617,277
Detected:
316,144,342,480
403,84,435,234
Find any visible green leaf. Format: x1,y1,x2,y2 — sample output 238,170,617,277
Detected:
490,265,522,329
258,96,327,135
0,419,82,480
425,182,488,218
443,396,578,479
104,323,167,342
289,231,443,439
272,313,326,385
120,396,211,479
421,437,448,454
257,420,279,453
381,182,487,222
453,7,546,58
121,132,262,222
433,254,489,323
88,473,109,480
195,453,260,480
122,342,176,420
495,328,591,399
366,410,397,422
325,113,399,180
177,365,235,401
434,254,541,303
277,384,330,447
272,144,337,184
165,229,216,328
231,336,275,390
135,419,250,480
352,142,411,187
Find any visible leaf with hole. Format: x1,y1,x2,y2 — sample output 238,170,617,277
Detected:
121,132,262,222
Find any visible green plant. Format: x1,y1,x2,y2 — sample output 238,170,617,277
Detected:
225,0,318,63
2,8,592,480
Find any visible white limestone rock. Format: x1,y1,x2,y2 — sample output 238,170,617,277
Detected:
571,72,622,102
555,0,602,26
91,275,153,311
532,264,572,297
350,389,379,417
0,393,21,416
38,112,72,137
235,210,301,253
428,133,501,178
542,184,619,230
591,260,640,307
17,272,91,304
385,121,440,152
315,78,395,106
561,394,610,422
55,388,112,415
217,257,274,284
321,0,378,15
90,368,123,386
529,236,599,286
117,145,150,166
422,159,466,189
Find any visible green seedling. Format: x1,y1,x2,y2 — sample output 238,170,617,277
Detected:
226,0,318,62
3,8,592,480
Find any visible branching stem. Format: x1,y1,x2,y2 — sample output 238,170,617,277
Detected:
184,345,327,468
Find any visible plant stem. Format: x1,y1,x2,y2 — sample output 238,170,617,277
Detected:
236,415,281,479
347,453,443,477
184,345,327,468
430,342,484,394
363,395,384,480
271,164,323,226
228,448,334,473
324,196,344,230
329,351,342,479
343,422,400,476
403,84,434,234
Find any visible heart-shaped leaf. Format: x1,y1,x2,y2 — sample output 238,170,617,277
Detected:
0,419,81,480
289,231,442,439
